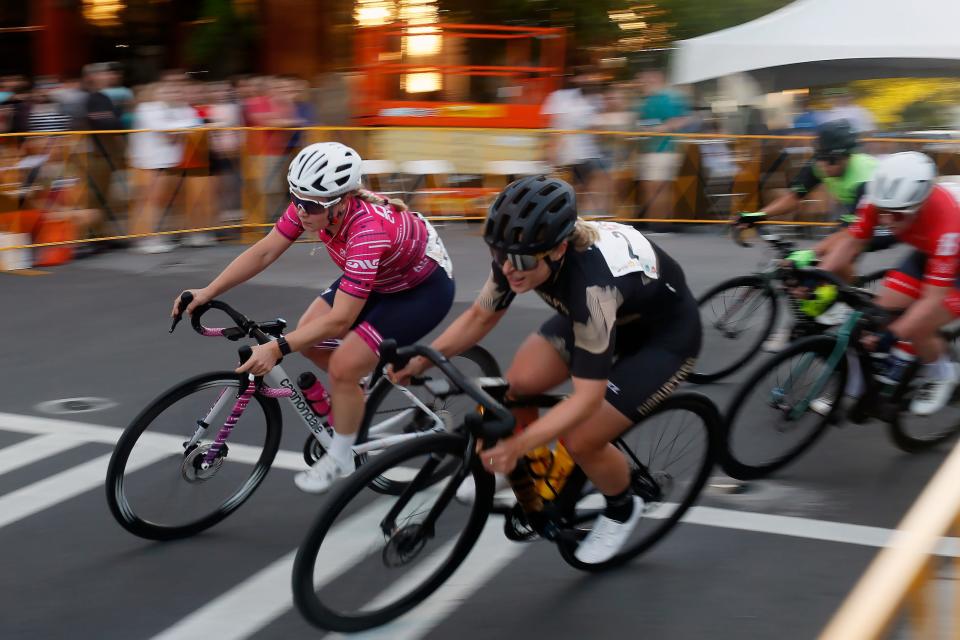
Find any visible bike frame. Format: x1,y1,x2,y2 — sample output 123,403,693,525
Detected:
182,360,449,470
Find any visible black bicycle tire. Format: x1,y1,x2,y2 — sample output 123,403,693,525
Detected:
721,336,846,480
105,371,283,541
556,392,720,572
358,345,501,495
292,433,492,633
888,332,960,452
690,275,779,384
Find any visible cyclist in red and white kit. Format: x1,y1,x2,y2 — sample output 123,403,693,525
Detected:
172,142,455,493
821,151,960,415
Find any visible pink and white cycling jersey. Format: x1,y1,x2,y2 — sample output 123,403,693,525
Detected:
275,197,448,299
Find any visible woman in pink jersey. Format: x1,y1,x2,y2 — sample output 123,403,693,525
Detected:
172,142,455,493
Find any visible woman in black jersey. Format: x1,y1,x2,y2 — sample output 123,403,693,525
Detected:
393,176,701,564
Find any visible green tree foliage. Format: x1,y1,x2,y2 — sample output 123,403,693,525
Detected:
644,0,792,41
185,0,259,78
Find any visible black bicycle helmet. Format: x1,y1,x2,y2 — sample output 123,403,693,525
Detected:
483,175,577,254
815,120,857,158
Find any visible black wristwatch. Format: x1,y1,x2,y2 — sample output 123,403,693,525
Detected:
276,336,292,356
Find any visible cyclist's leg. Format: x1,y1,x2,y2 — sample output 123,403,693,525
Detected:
563,347,696,495
505,318,572,426
330,266,456,438
298,278,348,371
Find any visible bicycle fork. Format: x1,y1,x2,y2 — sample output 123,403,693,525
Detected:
182,376,293,470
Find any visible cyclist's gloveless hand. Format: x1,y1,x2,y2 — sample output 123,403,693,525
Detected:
236,341,283,377
171,288,212,318
387,355,430,386
480,436,523,475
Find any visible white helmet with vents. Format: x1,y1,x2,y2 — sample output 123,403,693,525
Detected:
287,142,362,199
867,151,937,214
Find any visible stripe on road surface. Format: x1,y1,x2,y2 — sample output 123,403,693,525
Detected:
0,449,169,529
149,498,398,640
0,433,87,477
326,521,527,640
2,410,959,555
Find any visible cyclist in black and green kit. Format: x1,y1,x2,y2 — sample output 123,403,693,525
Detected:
734,120,894,350
735,120,894,263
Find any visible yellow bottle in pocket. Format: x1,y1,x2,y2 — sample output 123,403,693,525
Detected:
528,442,575,500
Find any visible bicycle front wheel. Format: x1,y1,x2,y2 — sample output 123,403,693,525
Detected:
690,275,779,383
293,433,492,633
721,336,846,479
557,392,719,572
106,372,282,540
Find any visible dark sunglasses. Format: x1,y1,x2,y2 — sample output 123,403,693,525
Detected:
815,153,844,165
489,246,550,272
291,192,341,216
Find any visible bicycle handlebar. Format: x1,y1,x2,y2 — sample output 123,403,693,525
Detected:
379,340,516,441
792,267,892,326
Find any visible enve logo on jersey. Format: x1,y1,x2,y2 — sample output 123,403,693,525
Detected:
346,258,380,270
936,233,960,257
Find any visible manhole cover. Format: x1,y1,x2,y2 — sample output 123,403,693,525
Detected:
35,397,117,415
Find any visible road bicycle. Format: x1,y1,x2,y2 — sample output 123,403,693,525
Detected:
692,230,888,383
105,293,499,540
292,341,721,632
721,268,960,480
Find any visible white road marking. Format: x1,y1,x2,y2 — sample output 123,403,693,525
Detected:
0,449,168,529
326,520,527,640
149,497,398,640
0,433,87,477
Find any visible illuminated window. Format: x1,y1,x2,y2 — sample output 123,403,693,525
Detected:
402,72,441,94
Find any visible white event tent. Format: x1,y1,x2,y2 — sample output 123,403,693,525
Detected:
671,0,960,90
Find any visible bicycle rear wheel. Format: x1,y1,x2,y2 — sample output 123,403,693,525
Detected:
106,372,282,540
292,433,492,633
557,393,719,572
889,334,960,452
721,336,846,480
690,275,779,383
358,346,500,495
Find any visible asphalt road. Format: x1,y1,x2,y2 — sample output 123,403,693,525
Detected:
1,225,950,640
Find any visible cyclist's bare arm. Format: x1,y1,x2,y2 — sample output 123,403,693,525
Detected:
176,229,294,316
392,302,506,381
508,377,608,452
758,191,803,219
819,232,867,275
284,289,364,352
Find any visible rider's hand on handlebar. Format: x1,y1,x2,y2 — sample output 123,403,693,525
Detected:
172,288,211,318
236,342,283,376
387,355,430,386
733,211,766,229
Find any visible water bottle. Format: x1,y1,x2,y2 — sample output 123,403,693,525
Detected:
529,443,576,501
297,372,332,417
508,464,543,514
875,343,917,398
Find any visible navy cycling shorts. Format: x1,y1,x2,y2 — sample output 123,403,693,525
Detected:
319,267,455,356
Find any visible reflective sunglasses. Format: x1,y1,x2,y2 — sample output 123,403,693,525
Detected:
489,246,550,272
291,192,342,216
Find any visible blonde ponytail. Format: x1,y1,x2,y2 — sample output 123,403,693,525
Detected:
569,219,600,252
355,189,410,212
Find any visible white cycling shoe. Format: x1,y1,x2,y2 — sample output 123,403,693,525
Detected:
294,454,353,494
910,364,960,416
574,496,645,564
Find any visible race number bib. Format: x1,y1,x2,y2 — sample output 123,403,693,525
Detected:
420,215,454,277
592,222,659,279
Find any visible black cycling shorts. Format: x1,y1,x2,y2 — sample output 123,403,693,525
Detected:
537,298,701,424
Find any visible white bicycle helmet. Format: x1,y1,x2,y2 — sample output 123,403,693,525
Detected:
287,142,362,199
867,151,937,214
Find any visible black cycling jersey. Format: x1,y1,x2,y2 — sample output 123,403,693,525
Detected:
478,222,698,381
